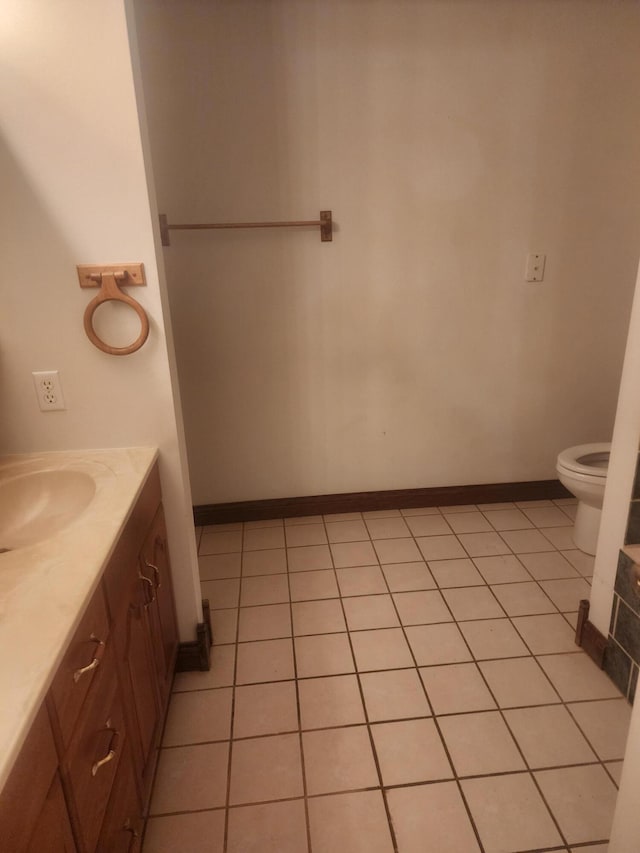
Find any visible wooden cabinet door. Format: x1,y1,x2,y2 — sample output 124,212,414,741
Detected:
139,506,179,709
96,741,143,853
27,772,77,853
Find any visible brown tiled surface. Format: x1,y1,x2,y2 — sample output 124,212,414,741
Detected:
146,500,627,853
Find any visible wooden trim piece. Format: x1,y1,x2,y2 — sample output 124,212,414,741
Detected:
175,600,213,672
575,598,607,668
194,479,570,526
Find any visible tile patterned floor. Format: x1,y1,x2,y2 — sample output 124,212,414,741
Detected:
143,500,630,853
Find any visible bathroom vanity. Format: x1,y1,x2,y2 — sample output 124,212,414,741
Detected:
0,449,178,852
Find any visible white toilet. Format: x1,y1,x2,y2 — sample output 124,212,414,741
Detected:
556,442,610,555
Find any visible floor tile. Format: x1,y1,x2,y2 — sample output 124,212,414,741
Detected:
302,726,378,794
568,698,632,760
326,519,369,543
298,674,365,729
291,598,346,635
285,523,328,547
238,603,291,641
458,618,530,660
540,526,577,549
446,512,493,534
419,662,496,715
499,529,553,553
519,550,579,580
382,561,436,591
226,799,308,853
331,540,378,568
365,516,410,539
511,613,578,654
457,531,511,557
405,623,472,665
417,535,467,561
516,500,555,507
439,711,525,776
202,578,240,609
243,526,285,551
405,514,452,536
387,782,481,853
472,554,531,584
150,742,229,814
199,552,241,580
163,687,232,746
563,548,595,577
324,511,363,522
373,537,423,564
144,810,225,853
211,608,238,643
362,508,402,518
285,515,324,526
244,518,283,529
392,590,452,625
351,627,414,671
289,569,339,601
482,508,533,531
440,504,478,513
605,761,623,787
200,529,243,555
400,505,442,516
233,681,298,738
535,764,618,845
336,565,387,596
241,548,287,576
538,653,622,701
173,644,235,691
442,586,504,621
307,790,394,853
522,505,574,527
428,558,485,588
295,633,355,677
229,733,303,805
360,668,431,721
343,594,399,630
539,577,592,611
504,705,597,768
372,718,452,785
235,638,295,684
461,773,562,852
478,657,560,707
240,574,289,606
490,581,556,616
287,544,333,572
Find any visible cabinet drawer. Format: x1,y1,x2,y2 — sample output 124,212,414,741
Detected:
50,585,110,748
63,642,126,853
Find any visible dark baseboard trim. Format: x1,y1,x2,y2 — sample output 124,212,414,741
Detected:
175,599,213,672
575,598,607,668
194,479,571,526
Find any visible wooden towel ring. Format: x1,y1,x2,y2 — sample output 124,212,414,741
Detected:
78,265,149,356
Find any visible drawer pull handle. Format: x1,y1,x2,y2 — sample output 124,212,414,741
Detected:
138,571,156,605
73,635,106,683
144,558,161,589
92,723,119,777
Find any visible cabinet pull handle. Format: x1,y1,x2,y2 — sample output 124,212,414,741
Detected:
73,635,106,683
92,722,119,777
138,571,156,605
144,558,161,589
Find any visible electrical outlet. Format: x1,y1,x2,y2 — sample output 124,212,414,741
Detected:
32,370,66,411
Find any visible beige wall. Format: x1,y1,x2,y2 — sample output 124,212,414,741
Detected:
0,0,201,640
133,0,640,505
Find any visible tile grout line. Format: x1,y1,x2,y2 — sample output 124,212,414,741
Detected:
319,512,401,853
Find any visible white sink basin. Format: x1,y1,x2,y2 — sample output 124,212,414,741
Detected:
0,470,96,551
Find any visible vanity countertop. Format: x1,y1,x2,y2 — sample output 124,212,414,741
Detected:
0,447,158,791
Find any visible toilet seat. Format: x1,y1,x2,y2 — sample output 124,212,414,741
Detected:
557,443,610,478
